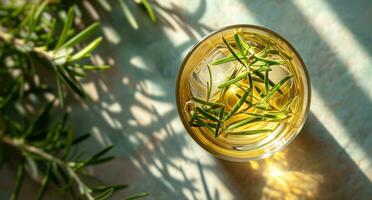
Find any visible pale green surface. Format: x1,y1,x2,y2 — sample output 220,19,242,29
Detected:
1,0,371,199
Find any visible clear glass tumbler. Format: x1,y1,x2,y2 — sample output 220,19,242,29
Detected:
176,24,311,161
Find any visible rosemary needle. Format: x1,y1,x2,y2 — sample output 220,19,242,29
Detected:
195,107,221,122
206,64,213,102
218,72,247,89
226,129,273,135
215,107,224,137
260,75,293,103
222,36,248,68
223,74,252,120
192,96,224,107
188,33,296,138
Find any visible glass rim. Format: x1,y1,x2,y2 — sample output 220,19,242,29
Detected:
175,24,311,161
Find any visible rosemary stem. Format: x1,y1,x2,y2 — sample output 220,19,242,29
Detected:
0,135,95,200
0,31,53,60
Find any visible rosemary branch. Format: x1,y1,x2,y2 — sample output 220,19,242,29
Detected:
0,135,95,200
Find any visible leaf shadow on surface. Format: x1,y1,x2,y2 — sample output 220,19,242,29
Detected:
67,0,220,199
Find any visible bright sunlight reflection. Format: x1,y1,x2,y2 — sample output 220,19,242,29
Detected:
250,150,324,199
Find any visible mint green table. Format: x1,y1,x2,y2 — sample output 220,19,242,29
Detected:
1,0,371,199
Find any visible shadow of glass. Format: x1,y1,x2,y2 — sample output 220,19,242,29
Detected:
215,112,372,199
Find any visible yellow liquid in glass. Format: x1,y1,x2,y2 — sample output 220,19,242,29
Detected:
177,25,310,161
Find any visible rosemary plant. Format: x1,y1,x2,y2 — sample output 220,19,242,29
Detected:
188,33,296,137
0,1,152,199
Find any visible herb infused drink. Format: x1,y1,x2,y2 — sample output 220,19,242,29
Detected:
176,25,310,161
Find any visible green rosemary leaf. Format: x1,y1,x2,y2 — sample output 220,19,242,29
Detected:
206,81,210,102
251,61,270,67
255,64,271,72
246,111,288,119
90,145,114,161
256,45,269,57
55,7,74,49
36,162,51,200
192,97,224,107
222,37,247,68
10,159,25,200
56,75,64,107
87,156,115,166
18,5,35,28
81,65,110,70
56,66,86,98
254,103,271,110
247,72,254,102
254,55,285,65
211,37,253,65
189,122,202,127
69,37,102,62
141,0,157,22
261,75,293,103
225,117,261,130
249,75,264,83
214,107,225,137
49,164,62,186
119,0,139,29
237,34,250,52
67,68,86,78
61,22,100,49
252,70,282,94
97,0,112,11
254,86,264,97
234,33,245,56
206,64,212,101
212,54,237,65
189,121,216,128
234,85,252,103
124,192,149,200
72,133,91,145
33,0,48,21
226,129,272,135
95,188,114,200
25,157,39,180
193,118,215,133
218,72,247,89
264,69,269,94
189,109,198,124
206,107,228,115
93,185,128,192
224,83,251,120
195,107,220,122
263,114,290,122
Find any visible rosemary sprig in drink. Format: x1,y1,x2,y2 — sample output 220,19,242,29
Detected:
188,33,295,138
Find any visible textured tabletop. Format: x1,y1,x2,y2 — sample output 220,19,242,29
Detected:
1,0,371,199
